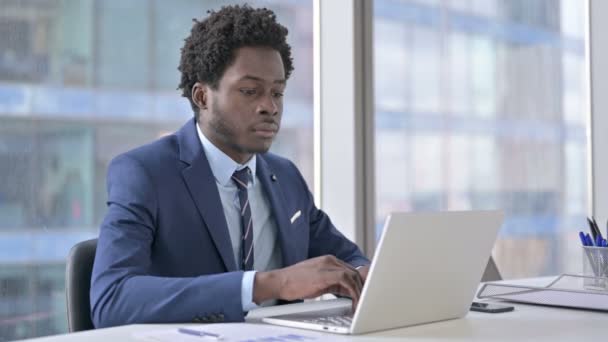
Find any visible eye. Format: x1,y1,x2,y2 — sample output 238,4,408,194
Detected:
272,91,284,98
239,88,257,96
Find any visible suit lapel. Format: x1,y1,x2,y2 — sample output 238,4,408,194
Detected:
257,155,299,267
177,119,237,272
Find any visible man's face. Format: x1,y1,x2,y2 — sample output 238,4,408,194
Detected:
196,46,286,164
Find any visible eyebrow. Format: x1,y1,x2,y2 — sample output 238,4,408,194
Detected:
239,75,286,85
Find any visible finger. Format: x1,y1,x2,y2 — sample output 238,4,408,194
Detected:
323,271,358,299
329,257,364,291
353,269,363,293
340,278,359,313
337,263,363,294
326,268,361,296
326,278,360,313
337,271,362,305
317,266,362,305
331,284,358,311
358,266,369,284
326,255,358,272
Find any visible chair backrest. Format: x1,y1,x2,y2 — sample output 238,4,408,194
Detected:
65,238,97,332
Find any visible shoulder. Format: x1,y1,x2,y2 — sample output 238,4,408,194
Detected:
259,151,299,175
258,151,308,188
109,133,180,174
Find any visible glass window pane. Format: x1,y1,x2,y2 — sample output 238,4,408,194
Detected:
97,0,151,88
374,0,589,279
0,1,312,339
449,33,471,115
375,20,410,112
411,27,441,114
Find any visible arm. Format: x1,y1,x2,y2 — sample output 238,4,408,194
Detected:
252,255,364,312
251,162,371,311
307,202,370,268
90,154,245,328
293,164,369,268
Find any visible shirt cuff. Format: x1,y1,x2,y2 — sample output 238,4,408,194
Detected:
241,270,259,312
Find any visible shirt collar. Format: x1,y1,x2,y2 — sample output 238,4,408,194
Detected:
197,122,257,187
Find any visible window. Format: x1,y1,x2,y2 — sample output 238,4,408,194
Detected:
0,0,312,339
374,0,588,278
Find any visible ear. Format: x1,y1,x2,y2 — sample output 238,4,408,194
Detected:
191,82,207,110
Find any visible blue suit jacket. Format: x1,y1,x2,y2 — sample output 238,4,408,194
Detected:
90,118,369,328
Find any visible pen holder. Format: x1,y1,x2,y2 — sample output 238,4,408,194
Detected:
582,246,608,291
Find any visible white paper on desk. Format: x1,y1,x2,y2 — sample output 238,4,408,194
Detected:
132,323,349,342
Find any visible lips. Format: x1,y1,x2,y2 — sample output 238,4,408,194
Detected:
253,122,278,132
252,122,279,138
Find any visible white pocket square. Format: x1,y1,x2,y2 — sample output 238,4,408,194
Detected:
290,210,302,224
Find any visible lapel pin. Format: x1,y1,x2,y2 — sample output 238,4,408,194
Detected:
271,174,277,182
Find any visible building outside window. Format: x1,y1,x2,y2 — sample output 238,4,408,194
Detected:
0,1,313,339
374,0,588,279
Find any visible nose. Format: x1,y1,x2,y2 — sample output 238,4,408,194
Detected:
257,94,279,116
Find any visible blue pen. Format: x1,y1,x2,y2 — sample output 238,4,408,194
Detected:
587,217,599,242
580,231,588,246
585,233,594,246
597,235,603,248
178,327,222,340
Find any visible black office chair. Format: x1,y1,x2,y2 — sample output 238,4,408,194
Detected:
65,238,97,332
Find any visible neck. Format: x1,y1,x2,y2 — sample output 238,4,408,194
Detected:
200,125,252,164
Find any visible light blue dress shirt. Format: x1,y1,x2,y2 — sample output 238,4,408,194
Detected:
197,123,282,312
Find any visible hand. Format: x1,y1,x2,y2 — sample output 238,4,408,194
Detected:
357,265,370,284
253,255,364,312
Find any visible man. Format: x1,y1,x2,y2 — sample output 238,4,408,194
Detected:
90,5,369,328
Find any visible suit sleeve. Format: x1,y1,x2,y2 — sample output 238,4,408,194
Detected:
290,163,370,268
90,154,245,328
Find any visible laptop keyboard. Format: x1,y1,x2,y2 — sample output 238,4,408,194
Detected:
300,315,353,327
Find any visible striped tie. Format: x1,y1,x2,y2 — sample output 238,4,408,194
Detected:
232,167,254,271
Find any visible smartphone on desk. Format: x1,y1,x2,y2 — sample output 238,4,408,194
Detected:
470,301,514,313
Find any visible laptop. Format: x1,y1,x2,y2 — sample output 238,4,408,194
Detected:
262,210,504,334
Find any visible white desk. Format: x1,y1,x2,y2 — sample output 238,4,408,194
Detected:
21,278,607,342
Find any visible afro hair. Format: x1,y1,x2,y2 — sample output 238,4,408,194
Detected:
177,4,294,115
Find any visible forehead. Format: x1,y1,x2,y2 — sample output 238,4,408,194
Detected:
221,46,286,84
